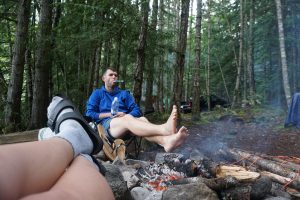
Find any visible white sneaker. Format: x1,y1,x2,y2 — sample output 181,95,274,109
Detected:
38,127,55,141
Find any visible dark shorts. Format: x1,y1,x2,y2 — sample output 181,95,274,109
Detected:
101,117,133,142
101,118,116,143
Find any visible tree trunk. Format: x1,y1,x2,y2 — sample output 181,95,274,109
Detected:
145,0,158,113
25,49,33,121
191,0,202,121
49,0,62,98
103,39,111,70
156,0,166,113
133,0,149,106
275,0,291,108
247,0,255,101
87,48,96,97
243,13,247,102
93,10,104,89
172,0,190,113
5,0,31,131
114,30,122,74
232,0,244,107
206,0,211,111
30,0,53,129
185,0,193,102
93,45,102,89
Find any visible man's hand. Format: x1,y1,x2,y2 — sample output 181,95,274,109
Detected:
111,112,126,118
116,112,126,117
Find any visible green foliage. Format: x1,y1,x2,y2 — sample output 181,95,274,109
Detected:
1,0,300,131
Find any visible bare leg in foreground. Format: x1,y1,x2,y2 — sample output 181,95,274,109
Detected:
0,138,113,200
21,155,114,200
0,139,73,199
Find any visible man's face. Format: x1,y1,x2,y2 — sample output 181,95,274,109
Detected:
102,69,118,87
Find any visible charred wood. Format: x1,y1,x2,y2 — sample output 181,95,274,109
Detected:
200,158,260,181
221,176,271,200
170,175,271,199
170,176,239,191
225,148,300,190
221,185,251,200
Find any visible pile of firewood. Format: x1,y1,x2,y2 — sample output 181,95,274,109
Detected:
208,148,300,199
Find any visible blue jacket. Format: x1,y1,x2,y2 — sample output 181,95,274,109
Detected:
86,86,142,124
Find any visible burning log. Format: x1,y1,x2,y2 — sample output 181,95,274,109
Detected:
201,158,260,181
225,148,300,190
216,165,260,181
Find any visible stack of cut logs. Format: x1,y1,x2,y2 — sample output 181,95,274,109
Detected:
206,148,300,199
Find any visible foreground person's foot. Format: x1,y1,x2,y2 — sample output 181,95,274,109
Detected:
164,105,178,135
47,95,103,156
163,126,188,152
38,127,55,141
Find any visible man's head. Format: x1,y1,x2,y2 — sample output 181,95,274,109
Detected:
102,68,118,89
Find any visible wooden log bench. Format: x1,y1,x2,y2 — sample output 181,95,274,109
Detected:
0,130,39,145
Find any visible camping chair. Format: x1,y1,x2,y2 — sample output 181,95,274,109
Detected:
97,124,142,161
85,116,142,162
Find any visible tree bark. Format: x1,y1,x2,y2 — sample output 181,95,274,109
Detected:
191,0,202,120
93,45,102,89
172,0,190,113
133,0,149,106
30,0,53,129
247,0,255,101
87,48,96,98
25,49,33,121
5,0,31,131
275,0,291,108
185,0,194,102
206,0,211,111
232,0,244,107
156,0,165,113
145,0,158,113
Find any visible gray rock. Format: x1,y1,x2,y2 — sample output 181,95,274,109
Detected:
103,163,128,200
145,191,163,200
121,169,140,190
162,182,219,200
130,187,151,200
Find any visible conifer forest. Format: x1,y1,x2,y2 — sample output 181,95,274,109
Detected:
0,0,299,133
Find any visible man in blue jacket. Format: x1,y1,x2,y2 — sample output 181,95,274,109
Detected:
86,68,188,152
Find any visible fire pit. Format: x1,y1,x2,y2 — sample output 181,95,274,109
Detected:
100,148,300,200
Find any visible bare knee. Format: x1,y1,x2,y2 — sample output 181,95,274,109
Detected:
123,114,135,120
138,117,149,123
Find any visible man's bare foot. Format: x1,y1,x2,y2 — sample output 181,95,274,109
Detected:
164,105,178,134
163,126,188,152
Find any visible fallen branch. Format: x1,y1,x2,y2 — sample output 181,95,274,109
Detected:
260,171,292,185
